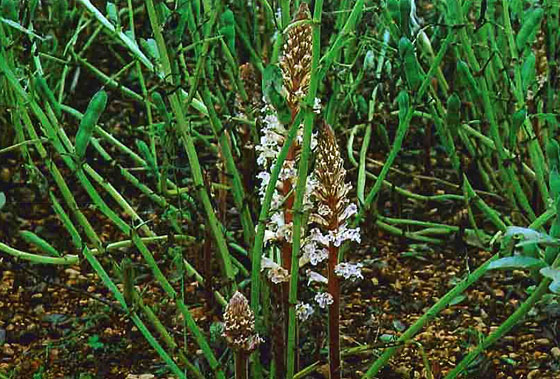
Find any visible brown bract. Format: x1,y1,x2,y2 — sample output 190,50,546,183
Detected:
280,3,312,109
312,123,351,229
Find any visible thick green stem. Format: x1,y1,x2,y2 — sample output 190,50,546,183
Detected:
286,2,324,378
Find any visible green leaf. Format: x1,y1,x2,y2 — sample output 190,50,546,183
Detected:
140,38,160,62
449,294,466,306
521,52,536,95
539,266,560,281
75,90,108,159
379,334,396,343
516,8,544,52
549,280,560,294
488,256,546,271
106,2,120,28
0,192,5,210
87,335,104,350
20,231,61,257
219,9,235,52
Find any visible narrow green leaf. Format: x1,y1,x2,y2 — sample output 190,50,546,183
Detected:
488,256,546,271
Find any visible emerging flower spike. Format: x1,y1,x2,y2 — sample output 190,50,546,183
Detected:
312,122,361,249
312,122,361,379
223,291,263,353
239,63,263,113
279,2,312,109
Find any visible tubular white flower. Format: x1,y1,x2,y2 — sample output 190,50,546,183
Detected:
334,262,364,281
330,224,361,247
296,302,314,322
314,292,334,309
340,203,358,222
313,97,322,114
261,257,290,283
306,270,328,285
309,227,330,247
301,241,328,266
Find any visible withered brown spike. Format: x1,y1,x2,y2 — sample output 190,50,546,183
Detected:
280,3,312,108
239,63,262,110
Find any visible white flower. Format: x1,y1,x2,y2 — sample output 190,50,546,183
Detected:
330,224,361,247
277,222,293,242
268,266,290,283
280,160,297,181
335,262,363,281
270,212,284,229
311,131,318,150
301,242,328,266
306,270,328,285
340,203,358,221
314,292,334,309
303,175,318,211
309,228,330,247
263,229,276,246
260,257,290,283
313,97,321,114
257,171,270,192
296,302,314,322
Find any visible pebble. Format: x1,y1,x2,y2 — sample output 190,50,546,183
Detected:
551,347,560,360
494,288,504,298
535,338,550,346
65,268,80,278
2,344,14,356
527,369,540,379
33,304,45,315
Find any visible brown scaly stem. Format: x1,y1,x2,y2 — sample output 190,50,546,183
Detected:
234,351,249,379
278,5,312,371
313,122,361,379
327,243,341,379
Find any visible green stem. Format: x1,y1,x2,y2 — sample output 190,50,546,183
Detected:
444,275,552,378
286,1,324,377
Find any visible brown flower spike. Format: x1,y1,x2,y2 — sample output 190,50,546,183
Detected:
223,291,263,353
280,3,312,109
313,122,352,228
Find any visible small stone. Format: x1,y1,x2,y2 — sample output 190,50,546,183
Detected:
494,289,504,298
527,369,540,379
33,305,45,315
551,347,560,360
535,338,550,346
64,268,80,278
2,345,14,356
